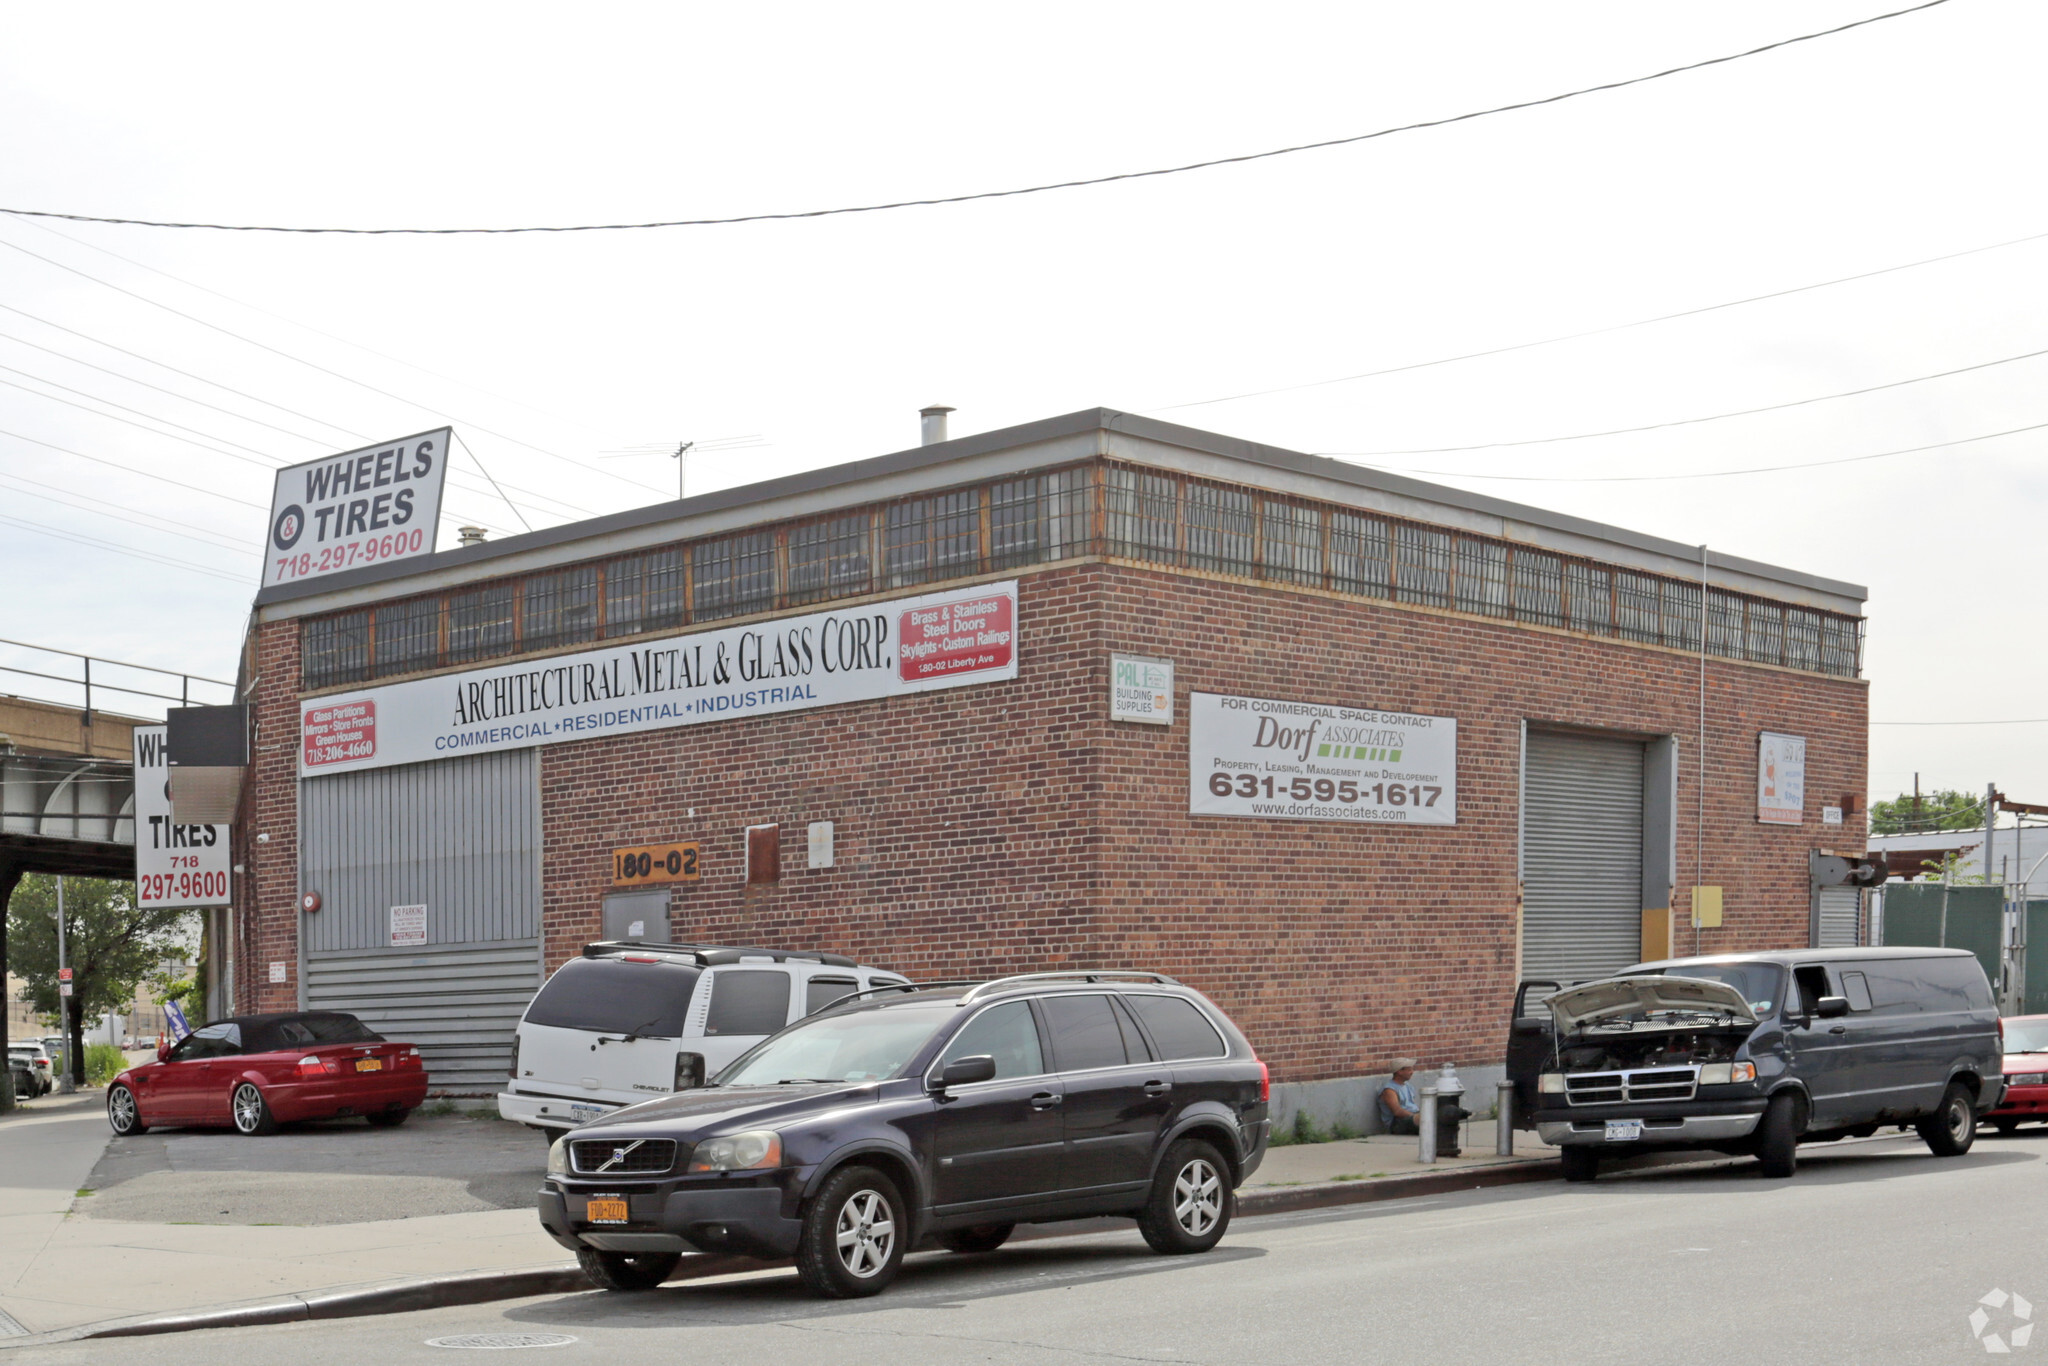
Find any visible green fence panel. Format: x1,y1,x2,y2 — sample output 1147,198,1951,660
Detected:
2029,900,2048,1016
1880,883,2003,990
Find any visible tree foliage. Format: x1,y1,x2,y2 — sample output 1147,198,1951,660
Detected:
5,875,195,1023
1869,789,1985,836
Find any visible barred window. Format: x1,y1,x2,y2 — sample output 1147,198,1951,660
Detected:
692,532,777,621
522,566,599,652
1784,609,1823,672
1615,572,1661,643
1566,563,1611,634
884,501,930,589
448,584,515,664
1511,550,1563,627
1746,601,1784,666
932,490,981,576
1330,512,1391,597
605,548,685,637
1106,467,1177,562
1183,483,1255,575
1706,590,1746,658
1454,538,1509,618
988,478,1044,570
788,515,872,604
1820,615,1861,677
1393,525,1451,607
303,610,369,689
1261,501,1321,586
373,597,438,676
1660,581,1702,653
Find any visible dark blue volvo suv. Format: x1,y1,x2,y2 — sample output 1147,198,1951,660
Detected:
538,970,1270,1297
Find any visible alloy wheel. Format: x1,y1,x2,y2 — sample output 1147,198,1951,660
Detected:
833,1188,895,1278
233,1085,265,1134
109,1087,136,1131
1173,1158,1222,1236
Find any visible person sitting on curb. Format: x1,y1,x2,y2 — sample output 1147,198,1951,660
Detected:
1378,1058,1423,1135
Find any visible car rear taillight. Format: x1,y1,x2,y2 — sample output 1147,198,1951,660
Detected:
507,1036,520,1079
400,1048,421,1068
297,1055,327,1079
1257,1060,1270,1104
623,955,660,963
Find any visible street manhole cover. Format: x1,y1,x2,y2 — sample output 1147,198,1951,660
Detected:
426,1334,578,1350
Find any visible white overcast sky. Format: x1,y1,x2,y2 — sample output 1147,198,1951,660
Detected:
1,1,2041,809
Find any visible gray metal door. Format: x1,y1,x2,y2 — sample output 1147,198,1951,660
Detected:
1816,885,1862,948
299,749,541,1093
1523,731,1644,982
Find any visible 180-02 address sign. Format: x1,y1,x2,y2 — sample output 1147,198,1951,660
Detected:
1187,691,1457,825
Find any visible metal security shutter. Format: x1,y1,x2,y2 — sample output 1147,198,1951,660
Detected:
1816,885,1862,948
1523,731,1644,982
300,750,541,1093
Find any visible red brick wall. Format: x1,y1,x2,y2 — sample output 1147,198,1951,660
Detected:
249,558,1865,1079
239,620,305,1014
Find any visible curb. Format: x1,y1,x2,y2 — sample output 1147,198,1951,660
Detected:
1238,1155,1562,1215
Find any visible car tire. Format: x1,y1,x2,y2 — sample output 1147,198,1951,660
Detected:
1559,1147,1601,1183
576,1248,680,1292
938,1223,1015,1254
1756,1091,1800,1179
796,1165,906,1298
107,1084,149,1136
1917,1082,1977,1157
365,1108,411,1128
1136,1139,1233,1255
231,1083,278,1136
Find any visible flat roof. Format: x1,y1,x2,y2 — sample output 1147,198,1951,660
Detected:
256,408,1868,618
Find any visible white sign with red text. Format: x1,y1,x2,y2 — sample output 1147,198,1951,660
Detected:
132,726,232,907
1757,732,1806,825
299,581,1020,776
263,428,450,589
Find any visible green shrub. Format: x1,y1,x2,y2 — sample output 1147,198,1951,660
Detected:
85,1043,128,1086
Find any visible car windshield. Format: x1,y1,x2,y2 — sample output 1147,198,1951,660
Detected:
2006,1020,2048,1054
1627,963,1784,1017
717,1005,953,1086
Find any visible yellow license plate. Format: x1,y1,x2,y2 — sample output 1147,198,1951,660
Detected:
354,1058,383,1072
586,1198,629,1224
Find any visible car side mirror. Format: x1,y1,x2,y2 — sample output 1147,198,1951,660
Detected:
933,1055,996,1090
156,1042,174,1063
1513,1018,1549,1036
1815,996,1850,1020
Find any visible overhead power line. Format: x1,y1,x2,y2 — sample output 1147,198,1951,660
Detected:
0,1,1951,236
0,469,255,552
1328,342,2048,457
0,510,249,583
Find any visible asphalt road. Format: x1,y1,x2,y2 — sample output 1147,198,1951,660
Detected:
11,1129,2047,1363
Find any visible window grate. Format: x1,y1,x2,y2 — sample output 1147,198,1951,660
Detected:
605,548,685,637
1454,539,1510,618
1394,525,1451,607
1511,550,1563,628
1330,512,1391,598
372,598,437,677
1105,467,1177,563
303,610,370,689
788,515,872,605
522,566,599,652
1183,483,1255,575
692,531,777,622
1261,501,1322,586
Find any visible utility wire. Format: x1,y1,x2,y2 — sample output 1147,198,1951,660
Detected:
0,475,259,557
0,1,1952,235
0,469,255,552
0,426,268,509
456,431,532,533
1327,343,2048,457
1154,225,2048,412
1371,417,2048,483
0,511,249,583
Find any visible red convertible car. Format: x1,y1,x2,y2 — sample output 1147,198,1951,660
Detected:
1986,1014,2048,1135
106,1011,428,1136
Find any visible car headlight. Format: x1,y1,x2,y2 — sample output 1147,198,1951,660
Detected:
1538,1073,1565,1094
547,1136,569,1176
2011,1072,2046,1087
1698,1062,1757,1086
688,1130,783,1172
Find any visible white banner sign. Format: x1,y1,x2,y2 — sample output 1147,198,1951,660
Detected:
263,428,450,589
132,726,231,907
1189,691,1457,825
1758,731,1806,825
301,581,1020,776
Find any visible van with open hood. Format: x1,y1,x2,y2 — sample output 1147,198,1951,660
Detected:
1505,948,2004,1181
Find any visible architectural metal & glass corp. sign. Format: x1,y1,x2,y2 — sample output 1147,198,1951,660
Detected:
299,581,1019,776
1188,691,1457,825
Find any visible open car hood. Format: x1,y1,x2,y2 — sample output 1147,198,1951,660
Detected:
1547,975,1757,1034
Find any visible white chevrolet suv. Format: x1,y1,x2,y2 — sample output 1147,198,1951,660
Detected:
498,942,909,1135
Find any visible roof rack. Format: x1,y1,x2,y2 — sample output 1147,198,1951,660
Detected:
815,980,981,1012
961,970,1179,1003
580,941,858,969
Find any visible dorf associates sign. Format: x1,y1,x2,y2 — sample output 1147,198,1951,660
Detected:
1188,691,1458,826
300,581,1019,776
262,429,451,589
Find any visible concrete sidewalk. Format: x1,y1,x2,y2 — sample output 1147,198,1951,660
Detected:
0,1104,1562,1345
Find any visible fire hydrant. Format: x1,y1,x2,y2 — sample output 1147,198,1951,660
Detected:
1434,1063,1469,1158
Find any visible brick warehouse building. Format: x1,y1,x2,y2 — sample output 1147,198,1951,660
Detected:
228,409,1868,1104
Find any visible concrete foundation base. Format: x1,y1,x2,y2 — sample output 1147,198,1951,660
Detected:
1270,1064,1509,1138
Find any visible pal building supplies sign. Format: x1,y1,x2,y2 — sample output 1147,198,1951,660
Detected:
1110,655,1174,725
300,580,1020,777
132,725,231,907
263,428,450,589
1757,732,1806,825
1189,692,1456,825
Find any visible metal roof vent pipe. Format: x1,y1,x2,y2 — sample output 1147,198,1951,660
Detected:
919,406,955,446
458,526,489,547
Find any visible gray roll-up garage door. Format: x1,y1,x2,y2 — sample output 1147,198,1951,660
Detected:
1816,885,1862,948
300,749,541,1094
1523,730,1644,982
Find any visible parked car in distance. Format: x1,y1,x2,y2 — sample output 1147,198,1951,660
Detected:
500,942,911,1136
1984,1014,2048,1135
9,1043,55,1096
539,970,1270,1299
1506,948,2004,1181
105,1011,430,1137
7,1054,37,1102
